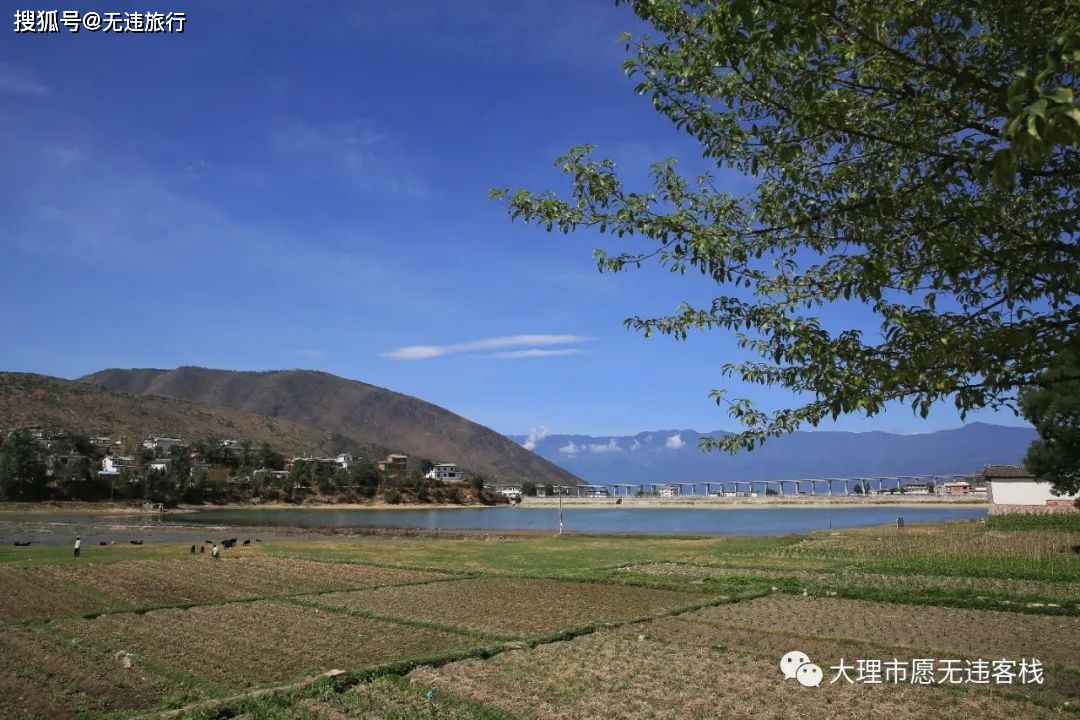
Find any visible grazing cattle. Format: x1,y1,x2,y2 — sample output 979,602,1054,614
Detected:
99,541,108,546
242,539,250,546
13,541,31,547
130,540,143,545
222,538,238,549
190,544,197,554
255,538,261,543
200,545,205,553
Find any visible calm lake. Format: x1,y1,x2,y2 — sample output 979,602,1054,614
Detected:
168,505,988,536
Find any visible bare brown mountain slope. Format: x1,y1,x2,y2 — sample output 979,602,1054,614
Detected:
80,367,584,486
0,372,341,454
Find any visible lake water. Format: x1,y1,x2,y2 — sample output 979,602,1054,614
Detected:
168,506,988,536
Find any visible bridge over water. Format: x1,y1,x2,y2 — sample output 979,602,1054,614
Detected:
550,473,983,498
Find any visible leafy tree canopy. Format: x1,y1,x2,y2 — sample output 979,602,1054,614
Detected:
493,0,1079,451
1020,345,1080,494
0,430,49,501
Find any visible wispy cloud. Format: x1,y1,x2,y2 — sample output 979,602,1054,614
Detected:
588,438,622,453
556,438,622,455
269,118,431,199
0,64,48,95
629,439,642,451
665,433,685,450
487,349,584,360
384,334,589,360
0,133,414,312
522,426,550,451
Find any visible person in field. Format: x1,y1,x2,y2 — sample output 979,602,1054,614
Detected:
211,543,219,560
73,536,81,558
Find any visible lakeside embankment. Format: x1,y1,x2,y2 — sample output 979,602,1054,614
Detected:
519,495,987,509
0,494,988,516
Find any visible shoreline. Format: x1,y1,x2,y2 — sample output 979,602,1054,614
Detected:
0,499,988,547
0,495,989,516
518,495,988,509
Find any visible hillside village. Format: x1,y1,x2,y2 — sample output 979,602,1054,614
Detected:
0,426,530,506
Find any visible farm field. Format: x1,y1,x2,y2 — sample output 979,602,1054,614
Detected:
0,516,1077,719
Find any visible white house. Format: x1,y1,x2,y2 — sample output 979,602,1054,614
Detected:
425,463,464,483
148,459,171,472
659,484,680,498
902,483,932,495
941,480,971,496
986,465,1079,513
99,455,134,476
142,436,186,454
496,485,523,500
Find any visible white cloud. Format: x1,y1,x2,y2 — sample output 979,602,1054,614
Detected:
630,439,641,451
522,426,551,451
487,348,584,359
0,64,48,95
384,334,589,360
558,441,581,455
665,433,685,450
588,438,622,453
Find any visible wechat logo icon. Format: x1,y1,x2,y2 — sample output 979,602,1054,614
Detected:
780,650,823,688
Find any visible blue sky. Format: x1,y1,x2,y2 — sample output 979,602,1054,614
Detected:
0,1,1031,437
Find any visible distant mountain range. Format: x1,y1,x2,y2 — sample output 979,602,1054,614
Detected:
3,366,1037,488
507,424,1037,484
81,366,583,486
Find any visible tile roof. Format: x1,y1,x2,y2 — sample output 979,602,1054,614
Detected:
982,464,1034,479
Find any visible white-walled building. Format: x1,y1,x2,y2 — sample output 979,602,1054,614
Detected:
659,484,680,498
986,465,1079,513
425,463,464,483
496,485,523,500
142,436,187,454
99,455,134,476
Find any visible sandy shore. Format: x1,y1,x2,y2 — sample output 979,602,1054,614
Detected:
0,501,167,516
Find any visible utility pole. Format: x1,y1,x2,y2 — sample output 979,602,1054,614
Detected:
558,489,563,536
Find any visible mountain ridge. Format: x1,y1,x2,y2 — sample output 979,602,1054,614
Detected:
507,423,1037,484
0,372,344,455
81,366,584,486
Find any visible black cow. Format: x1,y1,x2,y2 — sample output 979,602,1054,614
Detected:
13,541,30,547
242,539,250,546
222,538,238,549
130,540,143,545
